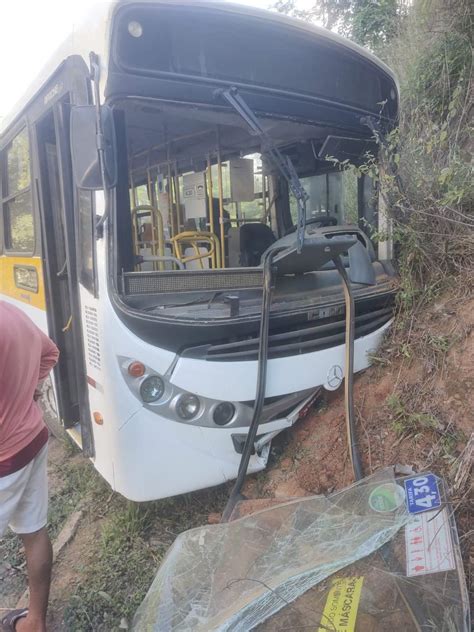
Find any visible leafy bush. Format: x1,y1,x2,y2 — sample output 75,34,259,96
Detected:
380,0,473,300
274,0,473,298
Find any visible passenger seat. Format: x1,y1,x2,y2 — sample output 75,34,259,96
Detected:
239,223,276,267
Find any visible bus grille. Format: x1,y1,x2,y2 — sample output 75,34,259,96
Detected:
183,306,393,361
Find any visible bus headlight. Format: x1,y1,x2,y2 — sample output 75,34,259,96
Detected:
213,402,235,426
176,393,200,420
140,376,165,403
128,20,143,38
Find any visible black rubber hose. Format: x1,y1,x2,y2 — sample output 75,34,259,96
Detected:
334,257,427,630
221,251,275,522
333,256,364,481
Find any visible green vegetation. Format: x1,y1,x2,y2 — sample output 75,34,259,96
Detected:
386,392,438,435
62,473,228,631
0,529,23,571
0,444,98,609
0,439,227,631
386,389,464,465
383,1,473,303
274,0,408,51
48,451,99,540
275,0,473,302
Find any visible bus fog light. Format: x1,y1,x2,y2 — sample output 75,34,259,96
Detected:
140,376,165,403
176,394,200,420
213,402,235,426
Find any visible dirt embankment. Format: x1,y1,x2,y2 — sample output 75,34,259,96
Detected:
245,290,473,580
251,292,473,492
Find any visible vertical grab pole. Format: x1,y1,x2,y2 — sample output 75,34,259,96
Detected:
207,155,216,268
174,161,181,233
130,169,140,268
261,158,267,225
160,164,172,239
131,209,140,269
216,128,226,268
147,163,157,208
146,166,157,270
167,159,175,238
149,166,165,269
130,168,138,208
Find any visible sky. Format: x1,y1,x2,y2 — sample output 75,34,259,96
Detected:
0,0,314,120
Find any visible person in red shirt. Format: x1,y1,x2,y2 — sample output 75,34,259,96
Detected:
0,301,59,632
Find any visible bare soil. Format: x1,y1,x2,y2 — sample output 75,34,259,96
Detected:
247,293,473,500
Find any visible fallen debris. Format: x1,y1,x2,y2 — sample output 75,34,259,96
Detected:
132,469,470,631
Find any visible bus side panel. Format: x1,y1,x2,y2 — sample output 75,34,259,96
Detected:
76,225,139,488
78,228,179,493
0,255,47,329
77,282,115,482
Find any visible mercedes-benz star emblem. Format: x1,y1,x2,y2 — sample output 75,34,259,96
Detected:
326,365,344,390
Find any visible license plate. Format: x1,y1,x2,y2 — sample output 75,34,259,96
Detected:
404,473,441,514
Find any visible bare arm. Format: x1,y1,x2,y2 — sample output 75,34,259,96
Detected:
38,332,59,381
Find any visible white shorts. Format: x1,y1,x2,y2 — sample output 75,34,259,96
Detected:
0,444,48,537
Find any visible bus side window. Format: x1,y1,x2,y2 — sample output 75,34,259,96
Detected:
1,127,35,254
77,189,96,294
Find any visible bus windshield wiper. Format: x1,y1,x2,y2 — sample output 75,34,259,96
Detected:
141,291,226,312
218,86,309,253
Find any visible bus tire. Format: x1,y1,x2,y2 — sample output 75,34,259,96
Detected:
38,376,66,439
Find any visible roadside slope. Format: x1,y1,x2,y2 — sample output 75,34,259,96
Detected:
246,287,473,588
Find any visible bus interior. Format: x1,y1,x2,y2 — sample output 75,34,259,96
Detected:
114,97,394,323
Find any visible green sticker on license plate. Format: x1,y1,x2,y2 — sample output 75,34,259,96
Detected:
369,483,405,513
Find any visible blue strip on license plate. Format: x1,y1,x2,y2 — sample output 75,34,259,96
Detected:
404,473,441,514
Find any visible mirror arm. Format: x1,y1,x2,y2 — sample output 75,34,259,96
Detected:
89,52,110,238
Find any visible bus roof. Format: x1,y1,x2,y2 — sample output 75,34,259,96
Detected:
0,0,398,136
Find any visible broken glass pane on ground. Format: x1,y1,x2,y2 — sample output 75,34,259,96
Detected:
132,469,470,631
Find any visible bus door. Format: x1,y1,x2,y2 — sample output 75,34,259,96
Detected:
35,101,93,455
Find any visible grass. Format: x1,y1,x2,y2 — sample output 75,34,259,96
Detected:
0,531,24,571
385,382,465,468
48,458,99,540
387,392,439,436
0,439,99,606
63,501,156,631
2,435,228,631
62,485,229,631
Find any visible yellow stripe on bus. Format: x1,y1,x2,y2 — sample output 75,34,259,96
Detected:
0,255,46,311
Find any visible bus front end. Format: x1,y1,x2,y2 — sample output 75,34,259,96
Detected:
75,1,399,501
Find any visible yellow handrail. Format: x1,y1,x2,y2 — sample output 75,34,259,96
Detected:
207,155,216,268
216,132,226,268
131,205,165,270
170,231,221,269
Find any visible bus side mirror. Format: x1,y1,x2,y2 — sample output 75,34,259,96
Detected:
70,105,117,190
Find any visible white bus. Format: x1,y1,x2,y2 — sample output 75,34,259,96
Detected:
0,0,398,501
